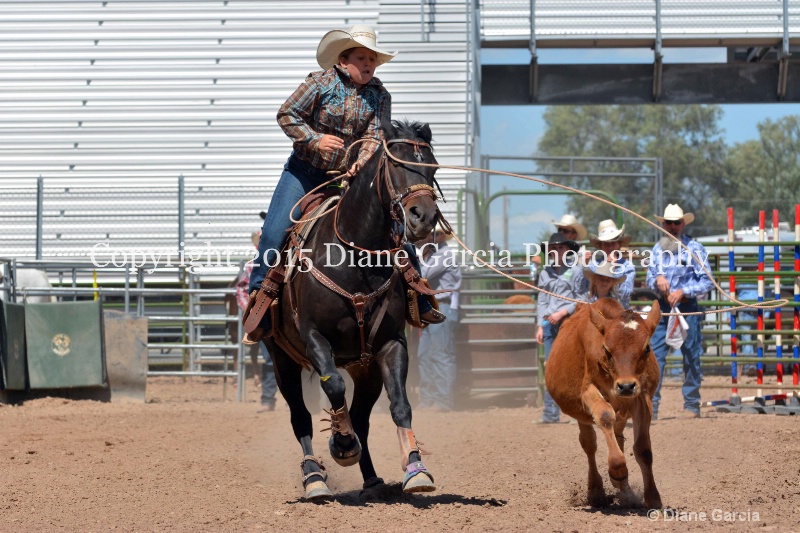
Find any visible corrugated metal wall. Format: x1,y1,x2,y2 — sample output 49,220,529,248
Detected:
481,0,799,46
0,0,473,257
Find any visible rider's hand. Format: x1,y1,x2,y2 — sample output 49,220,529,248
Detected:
343,161,361,179
318,134,344,153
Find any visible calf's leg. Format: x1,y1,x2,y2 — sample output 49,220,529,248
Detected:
633,397,662,509
578,422,607,506
581,385,637,504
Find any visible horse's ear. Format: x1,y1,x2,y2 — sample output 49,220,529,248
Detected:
418,123,432,144
381,117,397,140
589,306,606,335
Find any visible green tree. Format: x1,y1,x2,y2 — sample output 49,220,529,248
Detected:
726,116,800,228
536,105,730,241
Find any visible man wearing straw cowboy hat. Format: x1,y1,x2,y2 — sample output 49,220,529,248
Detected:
245,24,443,342
576,219,635,309
646,203,713,419
552,214,587,242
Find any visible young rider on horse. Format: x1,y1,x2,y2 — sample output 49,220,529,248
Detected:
245,25,445,343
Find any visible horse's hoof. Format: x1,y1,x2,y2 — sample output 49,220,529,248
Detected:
402,462,435,493
304,478,333,501
363,476,385,490
359,477,389,501
329,434,361,467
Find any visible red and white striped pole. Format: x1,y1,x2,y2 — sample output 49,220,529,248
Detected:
757,211,765,400
728,207,738,397
793,204,799,391
773,209,783,389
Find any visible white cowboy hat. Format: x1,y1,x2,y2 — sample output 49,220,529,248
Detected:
655,203,695,225
552,214,588,241
583,261,626,284
316,24,397,70
589,219,632,247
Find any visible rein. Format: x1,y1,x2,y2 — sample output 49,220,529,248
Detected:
379,147,787,318
282,137,441,367
333,139,439,255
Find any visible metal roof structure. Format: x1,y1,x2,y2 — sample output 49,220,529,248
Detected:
0,0,476,258
480,0,800,104
481,0,799,47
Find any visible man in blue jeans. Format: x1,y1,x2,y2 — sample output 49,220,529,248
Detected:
415,226,462,412
535,233,584,423
646,204,714,419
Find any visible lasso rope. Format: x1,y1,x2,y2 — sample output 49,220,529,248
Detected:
379,147,786,317
287,138,378,225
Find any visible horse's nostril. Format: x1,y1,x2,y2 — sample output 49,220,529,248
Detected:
408,206,422,222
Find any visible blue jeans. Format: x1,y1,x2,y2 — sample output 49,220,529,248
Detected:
651,300,703,415
417,304,457,410
249,154,330,294
541,321,562,421
260,343,278,406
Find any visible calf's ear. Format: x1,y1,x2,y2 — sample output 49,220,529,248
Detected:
644,300,661,332
589,306,606,334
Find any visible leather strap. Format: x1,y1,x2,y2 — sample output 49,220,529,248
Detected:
243,265,285,334
396,256,450,296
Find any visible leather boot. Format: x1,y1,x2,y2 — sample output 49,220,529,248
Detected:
420,307,446,325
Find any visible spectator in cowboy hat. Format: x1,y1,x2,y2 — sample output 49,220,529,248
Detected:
534,232,583,424
552,214,588,241
583,261,626,303
575,219,636,309
646,203,713,420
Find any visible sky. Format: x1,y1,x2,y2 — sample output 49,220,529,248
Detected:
480,48,800,252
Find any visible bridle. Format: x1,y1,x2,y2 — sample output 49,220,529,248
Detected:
284,137,448,369
333,138,442,255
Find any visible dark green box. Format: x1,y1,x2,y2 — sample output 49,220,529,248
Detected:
25,301,106,389
0,301,27,390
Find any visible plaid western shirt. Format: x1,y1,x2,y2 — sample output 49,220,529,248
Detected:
646,233,713,300
277,66,391,173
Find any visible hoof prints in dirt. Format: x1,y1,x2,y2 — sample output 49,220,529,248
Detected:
290,483,507,509
568,483,646,511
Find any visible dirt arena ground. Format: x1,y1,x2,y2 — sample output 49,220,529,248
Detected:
1,375,799,532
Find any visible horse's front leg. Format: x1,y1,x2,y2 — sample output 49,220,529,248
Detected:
378,339,436,493
265,338,331,501
347,363,387,497
306,329,361,467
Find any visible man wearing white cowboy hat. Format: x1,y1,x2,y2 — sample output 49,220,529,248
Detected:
245,24,444,342
646,203,713,420
576,219,635,309
552,214,587,241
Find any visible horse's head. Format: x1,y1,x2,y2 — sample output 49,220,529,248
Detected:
381,119,440,242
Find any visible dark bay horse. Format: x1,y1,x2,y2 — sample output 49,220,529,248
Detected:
263,120,441,500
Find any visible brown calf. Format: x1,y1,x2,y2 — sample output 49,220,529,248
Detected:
545,298,662,509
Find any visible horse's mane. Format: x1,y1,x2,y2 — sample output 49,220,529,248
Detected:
382,118,433,145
